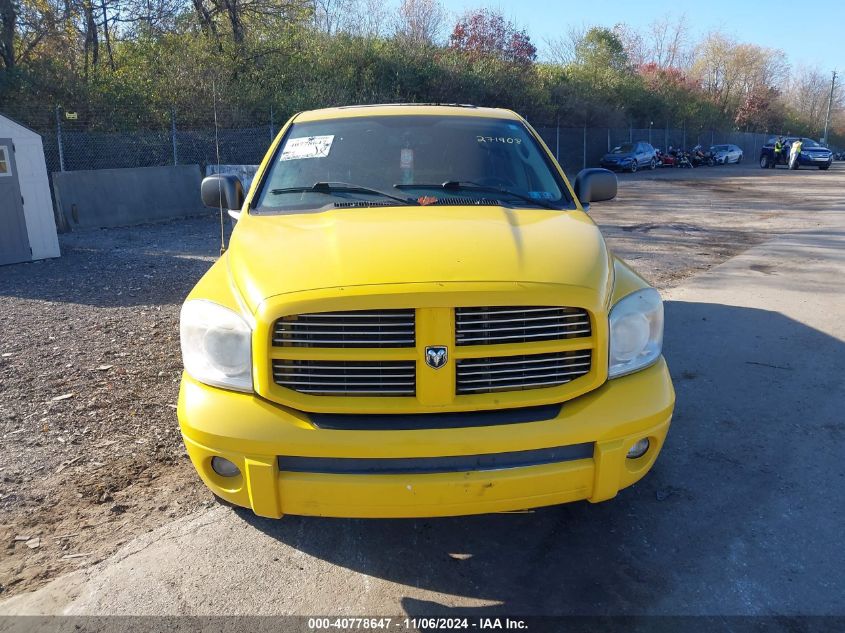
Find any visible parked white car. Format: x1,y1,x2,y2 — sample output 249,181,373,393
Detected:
711,144,744,164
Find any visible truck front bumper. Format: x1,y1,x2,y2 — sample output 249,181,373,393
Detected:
178,359,674,518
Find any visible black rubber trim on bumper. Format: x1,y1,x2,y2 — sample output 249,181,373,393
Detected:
308,403,562,431
277,442,594,475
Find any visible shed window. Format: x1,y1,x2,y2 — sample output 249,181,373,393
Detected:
0,146,10,176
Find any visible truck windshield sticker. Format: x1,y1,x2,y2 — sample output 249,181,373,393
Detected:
280,135,335,161
477,136,522,145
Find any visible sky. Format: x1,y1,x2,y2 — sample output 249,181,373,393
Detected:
437,0,844,73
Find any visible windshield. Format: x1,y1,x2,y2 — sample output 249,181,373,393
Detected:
611,144,634,154
253,115,572,213
801,138,820,147
712,145,730,151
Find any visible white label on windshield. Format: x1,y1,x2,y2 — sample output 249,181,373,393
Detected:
280,135,334,161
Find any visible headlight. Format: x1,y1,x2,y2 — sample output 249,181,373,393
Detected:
608,288,664,378
180,300,253,391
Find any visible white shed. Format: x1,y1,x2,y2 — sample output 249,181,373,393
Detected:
0,112,60,265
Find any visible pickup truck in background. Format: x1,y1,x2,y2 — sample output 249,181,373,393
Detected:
760,137,833,170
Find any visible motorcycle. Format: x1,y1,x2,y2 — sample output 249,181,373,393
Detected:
674,149,694,168
656,148,677,167
690,145,715,167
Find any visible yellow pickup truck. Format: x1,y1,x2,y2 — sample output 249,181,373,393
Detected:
178,104,675,519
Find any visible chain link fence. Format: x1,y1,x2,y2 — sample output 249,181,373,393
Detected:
533,125,774,175
15,105,784,177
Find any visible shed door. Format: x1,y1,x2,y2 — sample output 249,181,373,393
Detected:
0,139,31,265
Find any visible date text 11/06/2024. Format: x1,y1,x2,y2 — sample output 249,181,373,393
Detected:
307,617,529,630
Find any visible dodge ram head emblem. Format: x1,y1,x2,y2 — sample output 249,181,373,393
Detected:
425,346,448,369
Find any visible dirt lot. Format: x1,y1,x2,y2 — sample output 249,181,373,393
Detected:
1,162,843,598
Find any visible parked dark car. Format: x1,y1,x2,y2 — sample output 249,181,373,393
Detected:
759,137,833,170
710,144,743,164
600,142,658,172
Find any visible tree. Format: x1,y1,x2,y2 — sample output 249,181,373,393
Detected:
692,32,788,117
392,0,443,45
573,27,628,72
0,0,16,69
544,24,585,65
449,8,536,65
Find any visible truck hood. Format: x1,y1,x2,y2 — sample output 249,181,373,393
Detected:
227,205,611,311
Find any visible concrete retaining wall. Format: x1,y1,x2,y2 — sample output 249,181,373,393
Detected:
53,165,207,229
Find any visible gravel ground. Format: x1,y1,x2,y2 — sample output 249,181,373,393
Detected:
0,215,230,595
1,162,843,598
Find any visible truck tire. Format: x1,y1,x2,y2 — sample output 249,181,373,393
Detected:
630,161,638,173
819,163,830,170
760,155,769,169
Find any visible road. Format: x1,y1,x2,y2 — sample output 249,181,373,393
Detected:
2,165,844,617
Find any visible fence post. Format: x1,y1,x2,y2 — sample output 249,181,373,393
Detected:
607,128,610,152
270,106,275,141
682,122,686,150
629,123,632,143
55,106,65,172
171,108,178,166
582,124,587,170
555,116,560,161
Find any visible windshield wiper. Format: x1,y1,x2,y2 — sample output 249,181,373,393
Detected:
394,181,559,210
270,182,416,206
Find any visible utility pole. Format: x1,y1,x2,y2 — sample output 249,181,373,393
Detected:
822,70,837,145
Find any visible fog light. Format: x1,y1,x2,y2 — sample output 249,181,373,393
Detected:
626,438,650,459
211,456,240,477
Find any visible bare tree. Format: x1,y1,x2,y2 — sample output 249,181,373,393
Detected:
615,14,691,70
786,66,844,134
313,0,353,35
648,14,690,69
545,23,586,65
392,0,444,44
344,0,387,38
692,31,788,116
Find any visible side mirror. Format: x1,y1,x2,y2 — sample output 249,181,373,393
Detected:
573,168,617,205
201,175,245,211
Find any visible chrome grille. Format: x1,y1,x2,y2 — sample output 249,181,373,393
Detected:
455,306,591,346
456,351,591,394
272,360,416,396
273,310,415,348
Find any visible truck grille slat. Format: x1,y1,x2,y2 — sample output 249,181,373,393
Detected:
276,338,416,345
456,351,591,394
273,309,415,348
457,321,590,334
458,353,591,369
458,362,590,376
458,379,577,393
456,313,586,325
272,360,415,396
458,329,590,343
455,306,591,346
